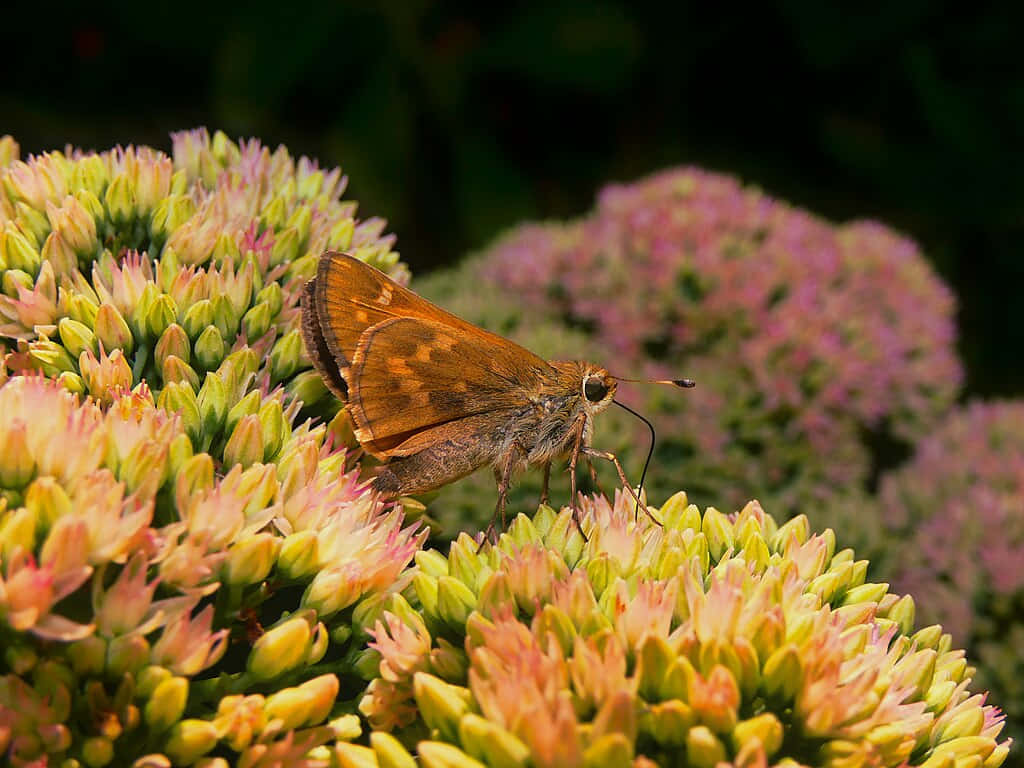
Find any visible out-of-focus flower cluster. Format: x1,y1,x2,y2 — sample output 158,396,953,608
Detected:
874,400,1024,754
418,167,961,525
340,490,1009,768
0,376,424,766
0,128,407,464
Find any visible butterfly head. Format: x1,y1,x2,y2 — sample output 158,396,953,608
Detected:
580,366,617,415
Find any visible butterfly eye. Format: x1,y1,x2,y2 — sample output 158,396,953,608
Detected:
584,376,609,402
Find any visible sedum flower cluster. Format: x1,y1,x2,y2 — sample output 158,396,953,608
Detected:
343,491,1009,768
0,376,424,766
874,400,1024,754
417,167,961,526
0,128,406,465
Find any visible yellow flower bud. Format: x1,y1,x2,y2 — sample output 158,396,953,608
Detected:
164,719,219,765
413,673,472,743
144,676,189,732
248,615,312,681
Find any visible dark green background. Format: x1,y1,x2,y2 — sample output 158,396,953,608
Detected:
5,1,1021,396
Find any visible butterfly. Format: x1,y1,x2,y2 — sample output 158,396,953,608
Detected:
300,251,693,537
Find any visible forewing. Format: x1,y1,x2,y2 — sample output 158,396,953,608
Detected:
347,316,554,458
299,279,349,400
312,251,515,374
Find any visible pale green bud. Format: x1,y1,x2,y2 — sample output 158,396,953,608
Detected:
269,329,304,384
224,389,261,441
164,719,218,765
136,665,173,699
257,399,288,461
413,673,472,743
241,301,272,341
189,324,223,373
733,713,784,757
0,419,36,488
56,318,96,359
284,369,329,408
158,382,201,445
15,202,50,247
413,572,441,625
640,700,694,747
73,154,109,198
582,734,632,767
304,566,364,618
278,530,320,579
24,476,72,526
269,225,300,266
437,576,478,630
30,338,77,376
701,507,734,562
225,532,279,586
155,323,190,368
263,674,338,731
144,676,189,732
370,731,417,768
182,300,215,341
67,636,107,678
104,172,135,227
58,371,86,395
762,645,802,702
223,414,263,469
196,372,228,444
458,713,530,767
106,634,150,678
0,507,36,561
686,726,727,768
248,615,312,681
145,294,178,341
65,292,99,328
161,355,200,390
211,232,240,266
286,204,312,244
260,196,287,233
2,267,34,293
212,294,239,339
94,303,134,354
82,736,114,767
329,218,355,250
150,194,196,246
772,514,810,550
3,223,42,274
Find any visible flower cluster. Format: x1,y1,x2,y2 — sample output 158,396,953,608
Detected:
343,491,1009,768
877,400,1024,752
0,128,407,464
0,376,424,766
420,167,961,524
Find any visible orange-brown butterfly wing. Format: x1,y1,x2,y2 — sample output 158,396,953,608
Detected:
347,316,554,459
311,251,516,375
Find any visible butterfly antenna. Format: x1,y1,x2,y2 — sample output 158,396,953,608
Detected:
612,399,656,518
615,376,696,388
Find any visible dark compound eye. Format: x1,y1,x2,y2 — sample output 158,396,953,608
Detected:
584,377,609,402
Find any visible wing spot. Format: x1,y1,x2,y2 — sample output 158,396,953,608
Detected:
355,309,369,323
415,345,432,362
377,287,393,305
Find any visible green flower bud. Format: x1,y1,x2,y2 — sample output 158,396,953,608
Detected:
686,725,727,768
263,674,339,731
437,576,478,630
582,733,632,768
260,196,287,233
370,731,417,768
640,700,695,747
150,194,196,245
104,172,136,227
285,369,329,408
212,294,239,339
733,713,784,757
72,154,109,198
66,292,99,328
48,195,98,255
196,372,228,445
269,329,303,384
120,441,167,497
304,565,363,617
187,325,223,373
0,507,36,561
155,323,190,369
415,548,451,579
257,399,288,461
3,223,42,274
57,370,85,395
0,420,35,488
4,643,37,675
162,355,200,390
144,676,189,732
181,300,215,342
886,594,916,635
224,389,261,440
82,736,114,767
94,303,135,354
158,382,201,445
145,294,178,341
57,318,97,359
278,530,320,579
225,532,279,587
417,742,487,768
164,719,219,765
413,572,441,625
458,713,530,768
30,338,77,376
136,666,174,700
637,634,676,701
67,636,107,678
772,514,810,550
248,616,312,681
762,645,802,702
223,414,263,469
106,634,150,678
2,267,34,294
913,625,945,651
329,218,355,250
251,282,282,319
414,673,472,743
25,476,72,526
210,232,240,265
701,507,734,562
241,301,272,341
269,225,300,266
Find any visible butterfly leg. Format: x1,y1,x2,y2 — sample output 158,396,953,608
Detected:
566,423,589,541
586,456,606,497
481,444,523,547
582,447,661,526
539,462,551,506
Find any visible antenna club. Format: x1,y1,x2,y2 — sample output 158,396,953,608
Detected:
675,378,696,388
